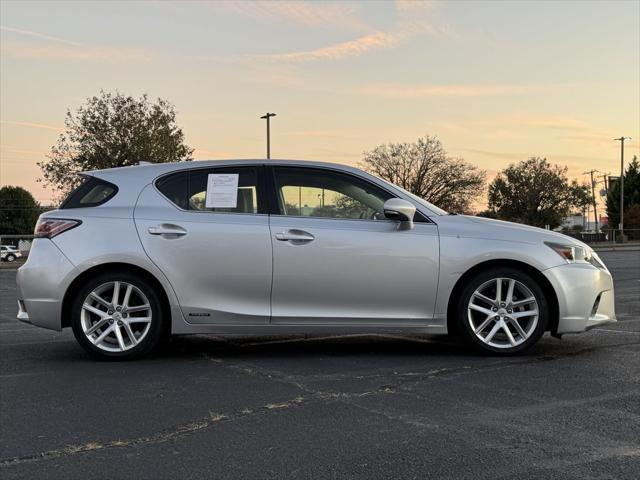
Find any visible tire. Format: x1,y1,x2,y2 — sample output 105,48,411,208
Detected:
71,272,166,360
455,267,548,355
6,254,16,262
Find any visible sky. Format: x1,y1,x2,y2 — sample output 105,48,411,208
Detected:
1,0,639,207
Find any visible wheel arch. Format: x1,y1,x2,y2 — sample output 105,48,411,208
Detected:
446,259,559,336
61,262,172,330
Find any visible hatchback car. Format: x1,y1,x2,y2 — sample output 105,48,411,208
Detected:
16,160,616,359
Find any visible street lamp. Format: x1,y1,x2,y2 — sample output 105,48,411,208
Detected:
260,112,276,159
614,136,631,241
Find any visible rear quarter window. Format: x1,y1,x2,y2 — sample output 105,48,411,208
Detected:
60,177,118,209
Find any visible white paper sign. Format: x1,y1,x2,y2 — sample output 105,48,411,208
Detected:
206,173,239,208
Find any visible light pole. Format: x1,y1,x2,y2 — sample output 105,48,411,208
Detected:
260,112,276,159
614,136,631,241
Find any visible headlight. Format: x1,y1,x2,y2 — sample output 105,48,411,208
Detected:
545,242,592,263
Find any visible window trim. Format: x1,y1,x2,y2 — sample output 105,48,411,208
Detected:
266,165,431,224
154,165,269,216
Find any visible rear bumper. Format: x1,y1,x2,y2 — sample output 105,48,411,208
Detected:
16,239,77,331
543,262,616,334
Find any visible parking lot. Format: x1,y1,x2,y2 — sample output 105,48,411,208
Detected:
0,250,639,479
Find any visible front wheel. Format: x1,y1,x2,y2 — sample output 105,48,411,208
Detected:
455,268,548,355
71,272,166,360
6,254,16,262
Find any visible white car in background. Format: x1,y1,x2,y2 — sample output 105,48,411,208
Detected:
16,159,616,360
1,245,22,262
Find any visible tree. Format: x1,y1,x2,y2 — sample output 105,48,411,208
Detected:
487,157,591,229
0,186,41,235
606,156,640,230
39,91,194,198
360,136,486,213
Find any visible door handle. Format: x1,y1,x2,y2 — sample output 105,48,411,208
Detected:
275,229,315,243
148,225,187,236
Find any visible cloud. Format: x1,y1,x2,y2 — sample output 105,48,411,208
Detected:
0,120,65,132
257,32,398,62
0,26,82,46
357,83,572,97
215,1,370,31
507,114,591,130
0,26,150,63
192,148,235,159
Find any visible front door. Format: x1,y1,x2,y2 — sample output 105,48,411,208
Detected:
135,165,272,324
268,166,439,325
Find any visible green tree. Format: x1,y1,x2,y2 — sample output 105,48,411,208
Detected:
39,91,193,198
361,135,486,214
606,156,640,229
487,157,591,229
0,186,41,234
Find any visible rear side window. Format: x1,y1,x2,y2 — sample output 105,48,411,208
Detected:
156,167,262,214
60,177,118,209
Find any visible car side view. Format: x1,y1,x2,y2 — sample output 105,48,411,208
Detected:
1,245,22,262
16,160,616,359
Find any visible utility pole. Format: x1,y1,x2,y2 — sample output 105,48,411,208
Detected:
583,169,599,234
260,112,276,159
614,137,631,241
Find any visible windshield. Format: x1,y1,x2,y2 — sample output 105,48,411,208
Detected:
375,177,449,216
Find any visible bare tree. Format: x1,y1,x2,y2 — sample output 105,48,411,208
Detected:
360,136,486,213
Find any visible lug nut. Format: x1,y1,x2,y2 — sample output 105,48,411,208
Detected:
116,306,122,312
107,310,113,315
109,319,114,324
122,313,128,318
507,309,513,314
500,303,506,307
492,307,498,312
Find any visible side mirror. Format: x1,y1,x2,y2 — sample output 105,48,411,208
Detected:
383,198,416,230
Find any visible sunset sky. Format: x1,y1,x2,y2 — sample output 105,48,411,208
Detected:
1,0,639,206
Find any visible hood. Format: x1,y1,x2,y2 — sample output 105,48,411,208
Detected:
440,215,591,249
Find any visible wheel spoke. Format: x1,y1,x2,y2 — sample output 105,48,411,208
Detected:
505,279,515,304
474,315,495,334
122,322,138,345
126,316,151,324
495,278,502,303
114,324,126,350
125,304,150,314
89,292,111,309
469,303,495,316
512,297,536,307
121,284,133,308
94,325,114,344
112,281,121,307
508,318,528,339
82,303,108,319
473,292,496,306
512,309,538,319
502,323,517,346
86,318,109,335
484,321,502,343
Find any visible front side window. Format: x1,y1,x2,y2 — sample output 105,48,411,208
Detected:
273,167,392,220
156,167,261,214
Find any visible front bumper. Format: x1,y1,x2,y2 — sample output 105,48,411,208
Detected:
543,262,616,334
16,239,77,331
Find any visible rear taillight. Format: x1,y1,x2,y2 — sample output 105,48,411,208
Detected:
34,219,81,238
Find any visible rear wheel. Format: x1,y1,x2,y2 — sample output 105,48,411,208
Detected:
455,267,548,354
6,254,16,262
71,272,166,360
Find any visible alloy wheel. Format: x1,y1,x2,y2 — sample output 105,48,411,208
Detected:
467,277,539,349
80,281,153,352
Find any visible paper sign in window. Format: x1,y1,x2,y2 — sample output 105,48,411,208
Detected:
205,173,239,208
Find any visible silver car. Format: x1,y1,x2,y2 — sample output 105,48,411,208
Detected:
16,160,616,359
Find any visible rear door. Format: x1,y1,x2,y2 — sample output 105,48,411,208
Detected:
134,165,272,324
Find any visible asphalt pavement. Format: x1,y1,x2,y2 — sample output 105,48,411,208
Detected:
0,251,639,479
